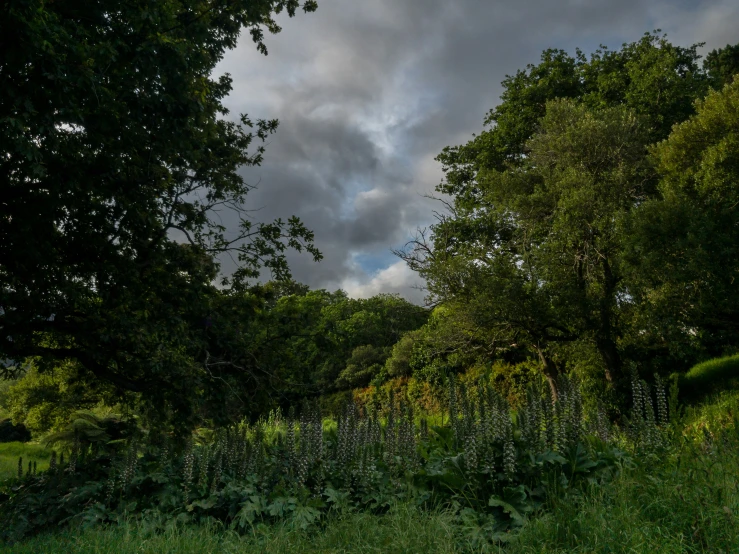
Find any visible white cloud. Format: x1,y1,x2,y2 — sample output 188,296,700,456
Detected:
341,261,426,304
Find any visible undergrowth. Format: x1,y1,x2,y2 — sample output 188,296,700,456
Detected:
501,390,739,553
0,504,460,554
0,375,680,550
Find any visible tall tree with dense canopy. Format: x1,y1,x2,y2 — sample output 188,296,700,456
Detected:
400,34,739,394
0,0,320,428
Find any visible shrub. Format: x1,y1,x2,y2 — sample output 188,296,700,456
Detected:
0,420,31,444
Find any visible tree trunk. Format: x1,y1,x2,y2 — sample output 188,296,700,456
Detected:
597,257,621,383
596,337,619,383
536,346,559,401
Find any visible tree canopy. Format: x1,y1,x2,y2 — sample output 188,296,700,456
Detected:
399,33,739,398
3,17,738,430
0,0,320,427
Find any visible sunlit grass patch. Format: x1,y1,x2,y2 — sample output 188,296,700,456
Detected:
0,442,51,481
680,353,739,402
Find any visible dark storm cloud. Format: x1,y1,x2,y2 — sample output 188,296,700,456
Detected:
214,0,739,302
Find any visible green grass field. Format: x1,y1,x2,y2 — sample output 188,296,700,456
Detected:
0,441,52,481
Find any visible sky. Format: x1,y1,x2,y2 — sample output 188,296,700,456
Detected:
214,0,739,304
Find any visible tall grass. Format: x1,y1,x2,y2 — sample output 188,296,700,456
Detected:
0,504,460,554
502,391,739,553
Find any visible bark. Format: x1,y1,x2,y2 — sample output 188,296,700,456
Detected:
597,257,621,383
596,336,619,383
536,346,560,401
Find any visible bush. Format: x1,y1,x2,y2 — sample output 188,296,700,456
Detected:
0,420,31,443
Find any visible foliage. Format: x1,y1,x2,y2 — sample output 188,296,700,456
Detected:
5,393,739,552
335,345,391,390
44,411,135,458
624,78,739,363
383,331,422,379
473,360,544,409
500,391,739,554
0,0,320,430
402,99,653,395
1,363,111,436
0,376,658,545
0,505,460,554
704,43,739,89
239,289,428,400
398,35,739,406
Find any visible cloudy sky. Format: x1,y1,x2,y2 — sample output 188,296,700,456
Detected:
215,0,738,304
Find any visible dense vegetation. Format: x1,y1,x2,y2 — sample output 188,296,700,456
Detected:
1,383,738,551
2,0,739,550
0,373,678,543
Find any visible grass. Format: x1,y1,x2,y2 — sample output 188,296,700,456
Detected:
0,441,52,481
501,391,739,554
0,504,461,554
679,353,739,402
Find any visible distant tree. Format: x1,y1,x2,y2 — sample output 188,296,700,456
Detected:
334,345,390,390
1,362,107,435
231,290,429,400
704,44,739,89
0,0,320,429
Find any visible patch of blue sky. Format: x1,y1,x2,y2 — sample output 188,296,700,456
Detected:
351,250,399,276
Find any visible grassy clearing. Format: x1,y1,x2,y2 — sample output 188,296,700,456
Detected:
0,442,51,481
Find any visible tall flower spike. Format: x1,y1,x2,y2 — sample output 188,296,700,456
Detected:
106,467,116,505
654,374,668,427
503,407,516,479
448,377,459,448
286,407,297,477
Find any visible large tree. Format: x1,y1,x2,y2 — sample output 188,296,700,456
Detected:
0,0,320,427
401,34,738,392
402,100,651,394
